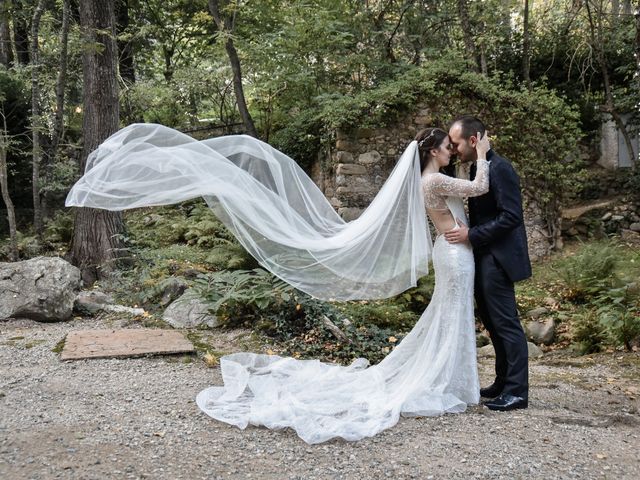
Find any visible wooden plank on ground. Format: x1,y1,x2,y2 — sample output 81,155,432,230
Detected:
60,328,195,360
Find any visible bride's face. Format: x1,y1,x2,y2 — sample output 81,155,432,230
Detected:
431,137,453,169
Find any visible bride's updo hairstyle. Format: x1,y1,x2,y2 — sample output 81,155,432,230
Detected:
415,127,448,172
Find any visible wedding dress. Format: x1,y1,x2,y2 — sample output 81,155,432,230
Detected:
65,123,489,444
196,161,489,444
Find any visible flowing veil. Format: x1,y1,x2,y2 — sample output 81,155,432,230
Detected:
66,123,432,301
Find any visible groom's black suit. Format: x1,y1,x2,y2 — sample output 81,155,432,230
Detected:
468,149,531,399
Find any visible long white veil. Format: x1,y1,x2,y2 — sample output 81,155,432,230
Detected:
66,123,432,300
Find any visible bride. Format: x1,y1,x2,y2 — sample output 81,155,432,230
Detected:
65,123,490,444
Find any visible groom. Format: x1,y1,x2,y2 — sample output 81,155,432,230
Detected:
445,115,532,412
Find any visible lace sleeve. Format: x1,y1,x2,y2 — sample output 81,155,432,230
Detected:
424,159,490,199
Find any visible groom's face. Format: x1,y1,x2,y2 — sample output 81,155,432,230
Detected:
448,124,476,164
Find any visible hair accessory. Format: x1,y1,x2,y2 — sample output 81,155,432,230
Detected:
418,130,437,148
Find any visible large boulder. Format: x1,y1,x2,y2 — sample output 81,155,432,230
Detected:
162,291,219,329
0,257,81,321
525,318,556,346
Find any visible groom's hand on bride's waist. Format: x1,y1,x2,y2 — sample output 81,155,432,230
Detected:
444,219,469,244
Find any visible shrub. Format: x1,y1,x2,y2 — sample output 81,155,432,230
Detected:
557,241,619,302
572,310,609,354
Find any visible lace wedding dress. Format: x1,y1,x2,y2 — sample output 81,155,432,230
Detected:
196,161,491,444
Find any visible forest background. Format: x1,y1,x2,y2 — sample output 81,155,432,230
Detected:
0,0,639,360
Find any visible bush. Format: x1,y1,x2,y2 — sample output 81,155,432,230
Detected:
557,241,619,302
572,310,608,354
191,267,410,364
558,240,640,352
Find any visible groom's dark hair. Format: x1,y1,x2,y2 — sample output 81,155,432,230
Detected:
452,115,486,139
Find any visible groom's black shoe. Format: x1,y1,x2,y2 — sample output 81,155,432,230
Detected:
484,394,528,411
479,383,503,398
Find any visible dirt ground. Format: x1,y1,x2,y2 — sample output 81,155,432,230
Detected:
1,316,639,480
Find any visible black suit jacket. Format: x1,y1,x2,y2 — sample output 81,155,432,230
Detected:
468,150,532,283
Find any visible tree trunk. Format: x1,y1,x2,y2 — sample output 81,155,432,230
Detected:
115,0,135,84
69,0,123,285
30,0,45,236
0,0,13,67
50,0,70,166
0,109,18,261
208,0,258,138
522,0,532,88
457,0,480,73
42,0,71,220
634,1,640,168
12,0,29,64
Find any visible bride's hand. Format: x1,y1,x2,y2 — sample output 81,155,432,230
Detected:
475,131,490,158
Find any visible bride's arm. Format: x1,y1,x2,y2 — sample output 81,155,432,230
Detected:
424,158,490,198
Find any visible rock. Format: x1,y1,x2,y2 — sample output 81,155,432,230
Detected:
75,290,145,316
336,163,367,175
336,185,374,197
601,212,613,221
621,229,640,244
162,291,219,329
630,223,640,232
336,139,356,151
526,307,549,319
335,151,354,164
477,344,495,357
74,290,116,314
100,304,145,316
338,207,363,221
525,318,556,345
527,342,544,358
358,151,381,165
611,215,624,221
159,278,189,307
0,257,81,321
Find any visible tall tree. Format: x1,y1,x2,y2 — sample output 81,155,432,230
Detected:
116,0,135,84
457,0,480,73
0,0,13,67
12,0,29,64
30,0,45,236
42,0,71,218
208,0,258,137
69,0,124,284
0,105,17,261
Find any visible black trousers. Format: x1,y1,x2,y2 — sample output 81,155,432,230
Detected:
475,252,529,399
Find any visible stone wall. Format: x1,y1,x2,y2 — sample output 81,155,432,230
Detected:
310,104,552,260
318,106,433,221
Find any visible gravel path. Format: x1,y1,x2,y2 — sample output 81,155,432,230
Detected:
1,316,639,479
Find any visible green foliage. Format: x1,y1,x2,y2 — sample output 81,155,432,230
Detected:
557,241,619,303
556,240,640,352
191,267,412,364
0,231,41,260
336,302,417,331
594,284,640,351
44,210,74,244
572,310,609,355
193,268,295,318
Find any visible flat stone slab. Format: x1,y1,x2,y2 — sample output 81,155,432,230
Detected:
60,329,195,360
